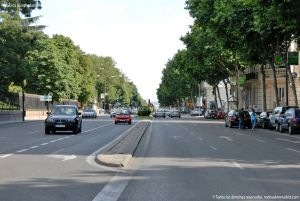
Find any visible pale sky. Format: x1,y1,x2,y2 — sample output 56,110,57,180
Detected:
33,0,193,102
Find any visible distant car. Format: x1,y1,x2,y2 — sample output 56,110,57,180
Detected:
82,108,97,119
278,108,300,134
256,111,271,129
170,109,181,118
115,110,132,124
45,105,82,134
204,110,217,119
110,109,118,118
164,109,171,117
225,109,251,128
269,106,299,131
153,110,165,118
190,108,202,116
215,111,226,119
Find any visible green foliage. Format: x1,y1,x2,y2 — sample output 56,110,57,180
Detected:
138,106,151,116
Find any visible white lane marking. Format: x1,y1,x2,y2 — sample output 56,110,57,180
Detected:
92,172,131,201
287,148,300,153
198,137,203,141
81,123,114,134
27,130,39,134
16,149,28,153
256,139,265,143
40,143,48,146
0,154,13,158
57,138,65,141
233,162,244,170
50,140,58,143
210,146,217,151
277,138,300,144
220,136,233,142
30,145,39,149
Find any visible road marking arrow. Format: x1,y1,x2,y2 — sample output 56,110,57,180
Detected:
47,154,77,162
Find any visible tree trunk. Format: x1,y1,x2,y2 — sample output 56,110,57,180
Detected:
213,85,219,110
236,64,240,109
271,62,280,106
216,84,223,110
287,63,298,106
223,79,229,112
21,81,25,122
260,65,267,111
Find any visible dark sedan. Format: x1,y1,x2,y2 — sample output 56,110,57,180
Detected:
278,108,300,134
45,105,82,134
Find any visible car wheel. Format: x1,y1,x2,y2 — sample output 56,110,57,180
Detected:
115,121,117,124
52,129,56,134
45,128,50,134
225,122,228,127
229,122,233,128
288,124,294,135
128,121,132,125
279,124,284,133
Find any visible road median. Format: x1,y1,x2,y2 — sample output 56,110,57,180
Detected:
96,120,150,167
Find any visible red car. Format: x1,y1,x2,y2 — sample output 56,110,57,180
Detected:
114,110,132,124
216,111,226,119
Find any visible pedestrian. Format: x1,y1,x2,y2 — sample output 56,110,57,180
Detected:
251,108,256,130
238,108,244,129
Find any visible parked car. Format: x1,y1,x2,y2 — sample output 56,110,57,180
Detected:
225,109,252,128
82,108,97,119
278,108,300,134
110,109,119,118
164,109,171,117
204,110,217,119
170,109,181,118
190,108,202,116
153,109,165,118
215,111,226,119
256,111,271,129
115,109,132,124
45,105,82,134
269,106,299,131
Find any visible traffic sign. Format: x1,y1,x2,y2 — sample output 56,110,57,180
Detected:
40,95,52,101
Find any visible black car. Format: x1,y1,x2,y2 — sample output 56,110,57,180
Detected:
256,111,271,129
45,105,82,134
225,109,252,128
269,106,299,130
278,108,300,134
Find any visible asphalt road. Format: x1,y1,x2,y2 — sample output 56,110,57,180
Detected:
1,116,300,201
0,116,138,201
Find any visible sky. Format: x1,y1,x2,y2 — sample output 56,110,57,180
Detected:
33,0,193,102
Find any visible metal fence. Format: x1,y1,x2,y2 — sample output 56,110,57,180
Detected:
0,92,78,112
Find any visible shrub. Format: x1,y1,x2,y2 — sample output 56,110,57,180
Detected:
138,106,151,116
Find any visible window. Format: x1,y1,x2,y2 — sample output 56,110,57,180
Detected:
277,87,285,103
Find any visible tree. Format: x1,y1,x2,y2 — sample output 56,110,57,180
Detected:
0,0,41,17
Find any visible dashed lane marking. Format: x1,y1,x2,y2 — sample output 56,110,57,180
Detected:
30,145,39,149
16,149,28,153
210,146,217,151
0,154,13,158
287,148,300,153
40,143,48,146
256,139,265,143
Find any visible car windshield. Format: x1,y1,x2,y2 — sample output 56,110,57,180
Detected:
118,110,130,115
84,109,94,112
51,107,76,116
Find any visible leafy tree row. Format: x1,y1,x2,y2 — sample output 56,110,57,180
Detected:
158,0,300,110
0,1,145,107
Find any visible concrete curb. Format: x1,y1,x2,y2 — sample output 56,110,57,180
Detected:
96,120,150,167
